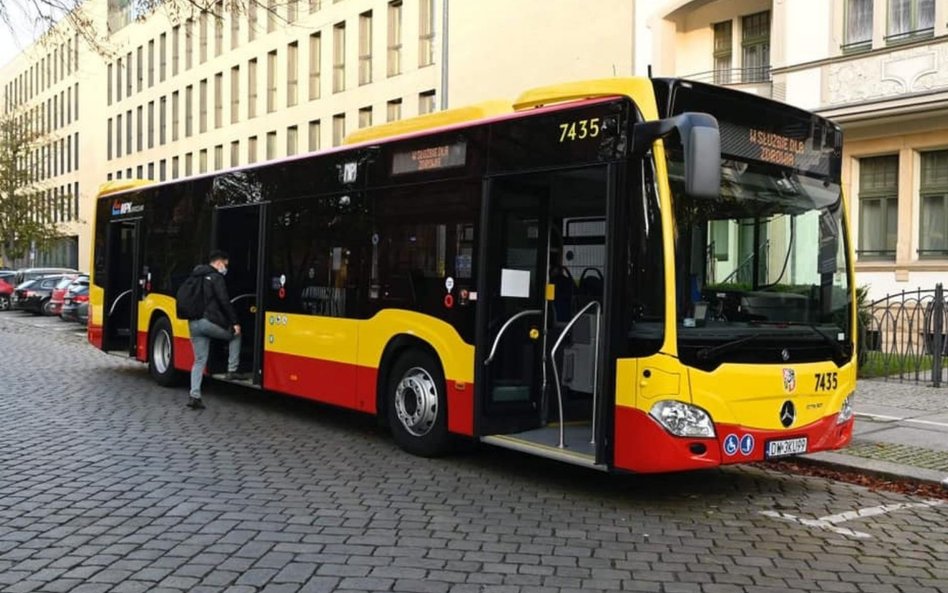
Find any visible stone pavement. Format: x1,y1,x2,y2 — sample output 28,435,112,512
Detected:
1,311,947,593
805,379,948,488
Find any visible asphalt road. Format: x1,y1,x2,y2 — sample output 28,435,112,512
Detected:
0,311,946,593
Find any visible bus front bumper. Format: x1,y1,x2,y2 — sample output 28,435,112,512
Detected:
614,406,854,473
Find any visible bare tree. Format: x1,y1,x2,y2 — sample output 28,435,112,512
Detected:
0,114,62,267
0,0,291,58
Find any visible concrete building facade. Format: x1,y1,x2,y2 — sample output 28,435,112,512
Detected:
1,0,636,272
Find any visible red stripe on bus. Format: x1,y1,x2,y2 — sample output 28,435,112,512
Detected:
263,350,362,411
715,415,853,465
173,337,194,371
447,382,474,436
136,331,148,362
88,324,103,349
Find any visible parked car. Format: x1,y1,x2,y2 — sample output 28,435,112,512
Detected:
60,284,90,323
48,274,87,316
13,267,79,286
0,277,13,311
13,274,71,315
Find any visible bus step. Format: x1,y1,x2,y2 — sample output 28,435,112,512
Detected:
211,374,261,389
481,434,605,471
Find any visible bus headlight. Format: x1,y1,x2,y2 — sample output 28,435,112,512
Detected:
837,394,854,424
649,400,716,438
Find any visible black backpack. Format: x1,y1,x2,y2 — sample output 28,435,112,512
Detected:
175,274,207,320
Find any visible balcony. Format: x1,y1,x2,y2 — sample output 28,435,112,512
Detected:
682,66,773,99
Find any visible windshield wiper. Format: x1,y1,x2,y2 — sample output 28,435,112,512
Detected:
752,321,849,360
696,333,762,361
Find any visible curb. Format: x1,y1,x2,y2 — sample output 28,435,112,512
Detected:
797,451,948,489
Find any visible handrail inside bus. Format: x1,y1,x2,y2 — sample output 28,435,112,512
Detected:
108,289,133,317
484,309,542,366
230,293,255,304
549,300,601,449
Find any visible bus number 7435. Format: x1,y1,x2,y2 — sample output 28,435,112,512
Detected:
559,118,601,143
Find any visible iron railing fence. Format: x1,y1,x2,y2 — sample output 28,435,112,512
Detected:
858,283,945,386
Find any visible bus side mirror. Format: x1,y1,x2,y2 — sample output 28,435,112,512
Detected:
632,112,721,200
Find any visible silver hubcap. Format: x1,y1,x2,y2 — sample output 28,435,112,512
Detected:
0,296,9,311
154,329,172,374
394,366,439,437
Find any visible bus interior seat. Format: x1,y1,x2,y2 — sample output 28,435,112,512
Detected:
549,266,575,322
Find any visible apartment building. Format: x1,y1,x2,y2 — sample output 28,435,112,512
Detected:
1,0,636,272
643,0,948,297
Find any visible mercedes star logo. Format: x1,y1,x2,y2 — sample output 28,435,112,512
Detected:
781,348,790,361
779,401,796,428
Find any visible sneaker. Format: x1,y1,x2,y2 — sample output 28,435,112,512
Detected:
187,397,205,410
224,371,252,381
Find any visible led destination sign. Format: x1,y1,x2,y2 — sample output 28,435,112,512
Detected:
392,141,467,175
719,121,838,177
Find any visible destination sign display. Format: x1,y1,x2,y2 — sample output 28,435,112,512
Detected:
392,141,467,175
719,120,837,177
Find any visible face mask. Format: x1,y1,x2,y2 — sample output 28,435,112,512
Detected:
220,266,228,276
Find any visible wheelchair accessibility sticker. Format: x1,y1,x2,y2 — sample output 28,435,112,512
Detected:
724,434,739,456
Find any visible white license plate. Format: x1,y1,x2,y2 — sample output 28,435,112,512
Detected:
766,437,808,458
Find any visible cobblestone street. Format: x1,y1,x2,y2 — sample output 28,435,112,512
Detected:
1,313,946,593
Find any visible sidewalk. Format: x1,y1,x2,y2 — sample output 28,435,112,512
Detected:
803,378,948,488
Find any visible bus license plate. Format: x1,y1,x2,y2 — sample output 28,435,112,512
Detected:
766,437,808,458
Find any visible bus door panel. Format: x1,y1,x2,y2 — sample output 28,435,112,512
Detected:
103,218,142,355
477,176,549,434
211,204,266,381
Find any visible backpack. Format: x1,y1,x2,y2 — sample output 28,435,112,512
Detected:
175,274,207,320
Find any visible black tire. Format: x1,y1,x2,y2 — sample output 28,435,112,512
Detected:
0,295,9,311
386,349,451,457
149,317,186,387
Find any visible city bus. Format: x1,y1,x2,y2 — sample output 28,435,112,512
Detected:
88,77,856,473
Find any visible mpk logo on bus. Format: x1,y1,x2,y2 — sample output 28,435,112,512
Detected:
111,200,144,216
782,368,796,393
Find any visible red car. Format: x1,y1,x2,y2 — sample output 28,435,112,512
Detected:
47,274,87,316
0,277,13,311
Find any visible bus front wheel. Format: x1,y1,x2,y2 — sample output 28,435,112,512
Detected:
149,317,185,387
387,350,450,457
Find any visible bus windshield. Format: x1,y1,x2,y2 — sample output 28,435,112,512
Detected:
667,144,852,369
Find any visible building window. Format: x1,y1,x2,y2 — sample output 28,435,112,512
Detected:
267,0,277,33
266,130,277,160
230,10,240,50
309,33,321,100
359,11,373,85
741,11,770,83
148,40,155,87
887,0,935,43
858,155,899,260
159,96,167,145
136,106,142,152
919,150,948,257
844,0,873,52
248,58,258,118
214,144,223,170
230,140,239,167
125,52,132,97
215,14,223,57
185,152,193,176
214,73,223,128
160,33,167,81
354,107,370,130
287,42,299,107
147,101,154,148
387,1,402,77
136,46,143,91
712,21,732,84
419,0,434,67
287,125,298,156
248,2,257,42
107,118,113,160
147,162,154,180
267,50,278,113
332,113,345,146
185,84,193,137
159,159,166,181
248,135,258,164
126,110,132,155
386,98,402,122
185,19,194,70
107,64,113,105
172,156,179,179
172,91,180,141
199,13,208,63
199,78,208,133
200,149,208,173
418,90,435,115
333,22,346,93
288,0,298,23
231,66,240,124
172,26,180,76
308,119,320,151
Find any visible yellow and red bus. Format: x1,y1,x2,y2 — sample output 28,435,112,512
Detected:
88,77,856,472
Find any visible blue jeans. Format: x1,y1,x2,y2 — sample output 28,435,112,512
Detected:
188,318,240,398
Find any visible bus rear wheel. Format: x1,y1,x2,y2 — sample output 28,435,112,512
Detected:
149,317,185,387
387,350,450,457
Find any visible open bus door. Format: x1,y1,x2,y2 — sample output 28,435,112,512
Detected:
211,204,267,384
102,219,142,355
477,167,610,469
